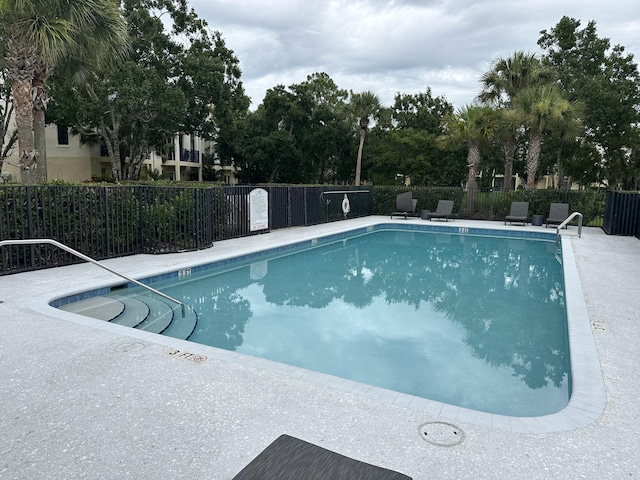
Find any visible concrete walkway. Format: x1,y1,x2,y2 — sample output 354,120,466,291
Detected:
1,218,638,479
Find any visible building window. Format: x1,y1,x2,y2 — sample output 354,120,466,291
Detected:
57,125,69,145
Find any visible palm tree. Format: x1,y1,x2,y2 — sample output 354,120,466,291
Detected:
479,51,554,191
349,91,382,186
511,84,573,190
550,100,584,189
438,105,500,215
1,0,127,183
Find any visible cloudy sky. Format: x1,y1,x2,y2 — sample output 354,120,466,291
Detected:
189,0,639,110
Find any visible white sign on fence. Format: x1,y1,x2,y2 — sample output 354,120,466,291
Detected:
249,188,269,232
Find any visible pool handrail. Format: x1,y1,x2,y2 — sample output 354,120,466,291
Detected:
0,238,186,317
555,212,583,247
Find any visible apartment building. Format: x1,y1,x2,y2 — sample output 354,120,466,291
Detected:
1,124,238,184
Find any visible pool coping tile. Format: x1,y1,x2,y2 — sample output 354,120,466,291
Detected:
32,217,606,434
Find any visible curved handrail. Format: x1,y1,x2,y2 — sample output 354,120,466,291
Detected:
0,238,186,317
555,212,583,247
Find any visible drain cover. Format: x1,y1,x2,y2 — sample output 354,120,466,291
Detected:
418,422,464,446
115,342,145,352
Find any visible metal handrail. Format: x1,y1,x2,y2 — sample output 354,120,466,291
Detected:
555,212,583,247
0,238,185,317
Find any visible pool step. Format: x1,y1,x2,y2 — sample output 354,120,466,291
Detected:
134,296,174,334
57,294,198,340
160,304,198,340
59,296,124,321
110,296,150,328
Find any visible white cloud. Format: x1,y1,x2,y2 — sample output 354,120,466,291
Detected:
191,0,640,109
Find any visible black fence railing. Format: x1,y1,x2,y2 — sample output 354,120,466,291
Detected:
603,191,640,238
0,185,374,275
2,184,623,275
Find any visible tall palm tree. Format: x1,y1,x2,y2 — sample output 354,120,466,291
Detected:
550,100,584,189
438,105,500,215
511,84,572,190
479,51,554,191
349,91,382,186
1,0,127,183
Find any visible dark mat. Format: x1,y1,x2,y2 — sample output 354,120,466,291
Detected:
232,434,412,480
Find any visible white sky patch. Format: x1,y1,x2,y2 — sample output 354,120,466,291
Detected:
191,0,640,109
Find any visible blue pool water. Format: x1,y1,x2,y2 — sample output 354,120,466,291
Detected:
63,226,571,416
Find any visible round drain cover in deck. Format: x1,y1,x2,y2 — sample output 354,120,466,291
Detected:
418,422,464,446
115,342,145,352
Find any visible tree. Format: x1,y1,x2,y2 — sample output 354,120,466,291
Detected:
0,0,127,183
237,85,305,183
0,72,17,171
290,73,350,183
349,91,382,186
479,51,554,190
369,89,463,185
48,0,247,181
234,73,353,184
546,100,584,188
510,84,573,190
538,17,640,189
438,105,500,214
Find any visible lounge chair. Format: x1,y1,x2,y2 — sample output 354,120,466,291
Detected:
391,192,417,219
546,202,570,228
504,201,529,226
232,434,412,480
429,200,454,221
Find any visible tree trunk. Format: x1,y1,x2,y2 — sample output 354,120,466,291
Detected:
32,63,53,183
503,134,516,191
11,78,37,184
556,145,564,189
98,124,122,182
466,143,480,217
32,107,47,182
268,164,278,183
526,131,542,190
130,154,144,180
354,127,366,186
1,92,17,166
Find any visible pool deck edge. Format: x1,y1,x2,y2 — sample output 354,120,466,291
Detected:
29,217,604,434
4,217,639,480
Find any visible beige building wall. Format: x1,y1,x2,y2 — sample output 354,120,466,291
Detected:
2,124,107,183
44,125,103,182
1,123,243,184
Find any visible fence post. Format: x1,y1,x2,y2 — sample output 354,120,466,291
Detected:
304,186,308,226
138,186,144,253
195,188,200,249
287,187,292,228
104,186,111,258
25,186,36,269
489,188,494,220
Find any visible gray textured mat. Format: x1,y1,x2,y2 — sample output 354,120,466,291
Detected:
232,434,412,480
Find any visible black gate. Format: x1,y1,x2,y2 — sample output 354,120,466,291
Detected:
603,191,640,238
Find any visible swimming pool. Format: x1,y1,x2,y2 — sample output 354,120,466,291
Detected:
53,223,570,417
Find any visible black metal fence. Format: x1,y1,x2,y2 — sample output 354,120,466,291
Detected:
0,185,373,275
603,191,640,238
2,183,625,275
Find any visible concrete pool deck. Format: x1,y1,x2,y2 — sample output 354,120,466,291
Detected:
1,217,638,479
